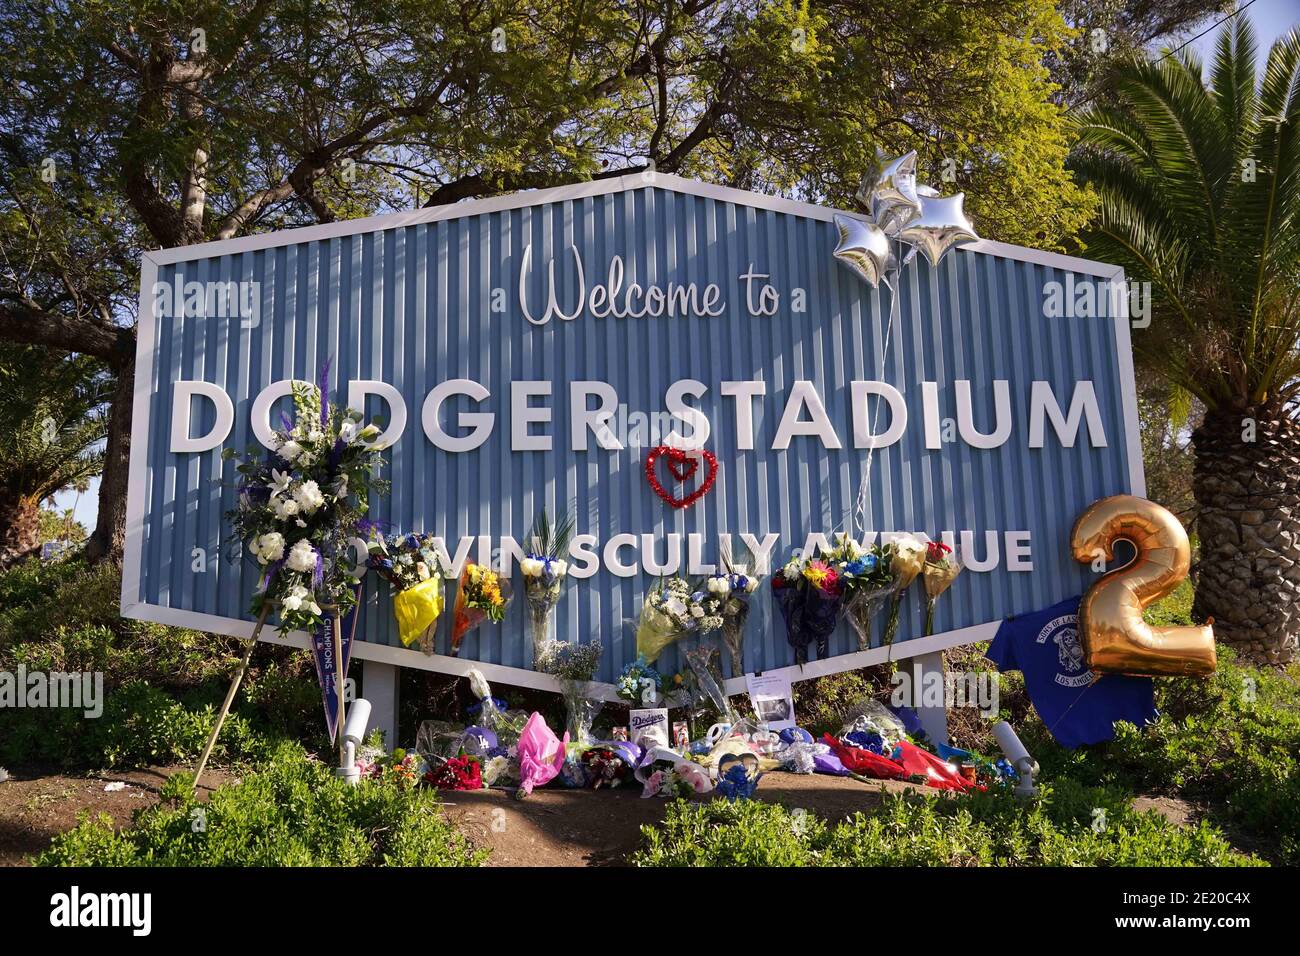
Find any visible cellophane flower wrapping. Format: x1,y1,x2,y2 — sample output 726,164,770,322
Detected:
634,576,722,664
516,711,569,797
771,552,843,663
707,568,760,675
369,532,444,653
466,667,529,746
450,562,512,656
581,745,632,789
520,508,576,665
535,640,603,746
831,536,895,652
883,535,928,645
922,541,962,636
423,753,483,791
684,644,736,724
559,678,603,746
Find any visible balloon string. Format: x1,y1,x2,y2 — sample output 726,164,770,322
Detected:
851,259,900,536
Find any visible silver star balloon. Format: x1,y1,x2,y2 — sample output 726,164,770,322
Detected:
855,151,921,234
896,193,979,266
833,213,894,288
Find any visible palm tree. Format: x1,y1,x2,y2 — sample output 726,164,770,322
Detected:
1072,16,1300,663
0,344,109,565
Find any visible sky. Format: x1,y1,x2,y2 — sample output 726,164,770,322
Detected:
46,1,1300,539
1182,0,1297,68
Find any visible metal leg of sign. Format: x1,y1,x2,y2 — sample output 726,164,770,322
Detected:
334,614,347,768
192,603,272,794
362,658,400,749
909,650,951,748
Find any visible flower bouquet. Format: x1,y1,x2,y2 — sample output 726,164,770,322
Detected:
537,639,603,745
922,540,962,635
226,371,387,635
616,656,663,706
450,562,512,656
581,743,640,790
368,532,445,654
634,576,723,664
684,644,737,723
771,550,843,664
516,711,568,797
520,507,575,664
466,668,528,745
833,535,895,651
423,753,483,791
882,533,928,645
707,559,761,676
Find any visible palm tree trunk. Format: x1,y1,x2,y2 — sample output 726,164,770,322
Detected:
1191,406,1300,665
0,488,40,566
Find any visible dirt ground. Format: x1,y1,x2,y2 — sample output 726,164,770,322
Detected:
0,765,232,866
442,773,928,866
0,763,922,866
0,765,1223,867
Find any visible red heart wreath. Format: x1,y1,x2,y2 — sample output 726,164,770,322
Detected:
645,445,718,509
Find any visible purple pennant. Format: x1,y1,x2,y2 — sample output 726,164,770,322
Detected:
309,585,362,743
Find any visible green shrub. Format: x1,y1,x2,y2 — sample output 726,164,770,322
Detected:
39,742,487,867
634,779,1264,867
1020,647,1300,863
0,680,299,769
0,556,326,771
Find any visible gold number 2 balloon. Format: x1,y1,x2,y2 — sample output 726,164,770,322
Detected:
1070,494,1216,677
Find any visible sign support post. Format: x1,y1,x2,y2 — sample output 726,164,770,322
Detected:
191,602,272,793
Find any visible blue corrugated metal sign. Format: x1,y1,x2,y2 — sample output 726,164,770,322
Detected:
122,174,1142,695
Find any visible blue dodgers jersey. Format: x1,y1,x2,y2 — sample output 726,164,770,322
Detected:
986,597,1158,749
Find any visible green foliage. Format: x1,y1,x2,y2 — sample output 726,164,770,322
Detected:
791,667,894,739
37,507,87,545
0,555,324,770
39,743,487,867
634,780,1262,867
1022,647,1300,864
1072,17,1300,410
0,556,234,684
0,343,110,502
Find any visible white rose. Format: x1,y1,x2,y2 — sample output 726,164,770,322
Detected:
745,576,759,593
554,560,568,577
286,539,317,573
521,558,541,577
893,534,926,558
417,562,430,580
279,440,303,462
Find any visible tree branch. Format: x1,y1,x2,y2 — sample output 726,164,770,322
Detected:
0,301,127,365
